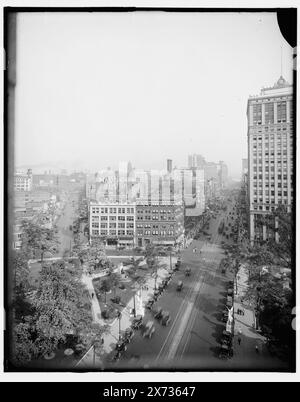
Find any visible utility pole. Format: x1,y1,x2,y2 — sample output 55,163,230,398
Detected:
133,294,136,317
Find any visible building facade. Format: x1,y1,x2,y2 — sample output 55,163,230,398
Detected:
14,169,32,192
247,76,293,243
89,202,136,247
136,200,185,247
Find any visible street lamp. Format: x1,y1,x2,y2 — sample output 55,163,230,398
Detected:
116,310,122,340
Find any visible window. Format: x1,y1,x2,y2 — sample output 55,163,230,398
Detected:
100,216,108,221
118,216,125,221
277,101,287,122
265,102,274,124
253,103,262,125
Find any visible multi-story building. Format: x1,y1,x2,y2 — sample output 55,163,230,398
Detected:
14,169,32,192
135,199,184,247
247,75,293,243
242,158,248,175
89,202,136,247
188,154,206,169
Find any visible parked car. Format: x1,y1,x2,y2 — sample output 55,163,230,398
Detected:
161,311,171,326
145,298,155,310
131,315,143,330
176,281,183,291
124,327,134,342
111,296,121,304
153,306,163,320
142,321,155,338
185,267,191,276
115,340,127,352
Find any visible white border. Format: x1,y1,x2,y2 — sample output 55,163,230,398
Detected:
0,0,299,383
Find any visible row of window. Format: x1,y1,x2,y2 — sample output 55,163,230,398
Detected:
138,209,174,214
91,207,135,214
91,215,134,221
136,224,174,229
137,230,175,236
137,215,175,221
254,182,289,187
91,230,134,236
92,223,134,229
253,190,289,196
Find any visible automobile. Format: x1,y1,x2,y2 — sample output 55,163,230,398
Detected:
227,295,233,303
145,298,155,310
219,344,232,359
153,306,163,320
221,330,233,346
161,279,169,288
115,340,127,352
227,288,233,296
111,296,121,304
124,327,134,342
142,321,155,338
158,251,167,256
185,267,191,276
166,272,172,280
131,315,143,330
174,262,180,271
161,311,171,326
158,283,164,293
222,312,229,323
176,281,183,291
221,267,226,274
153,289,160,300
226,300,233,308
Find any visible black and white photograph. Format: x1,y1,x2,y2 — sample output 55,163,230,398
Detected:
2,5,297,378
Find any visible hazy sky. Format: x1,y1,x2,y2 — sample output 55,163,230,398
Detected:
15,11,293,178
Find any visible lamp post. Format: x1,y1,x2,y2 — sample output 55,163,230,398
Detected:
133,294,136,317
116,310,122,340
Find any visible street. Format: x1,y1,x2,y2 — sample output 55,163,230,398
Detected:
56,192,79,257
109,206,231,369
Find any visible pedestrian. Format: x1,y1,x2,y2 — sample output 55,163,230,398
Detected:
238,337,241,345
91,292,94,299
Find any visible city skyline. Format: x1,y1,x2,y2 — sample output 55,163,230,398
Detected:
14,12,293,179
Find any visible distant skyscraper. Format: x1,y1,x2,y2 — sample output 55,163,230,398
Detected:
242,158,248,175
247,76,293,243
188,154,205,169
167,159,173,173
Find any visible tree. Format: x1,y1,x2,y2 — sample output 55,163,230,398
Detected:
78,242,109,272
21,220,59,261
12,321,38,366
11,259,95,364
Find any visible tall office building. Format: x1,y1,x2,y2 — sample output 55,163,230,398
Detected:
188,154,206,169
247,76,293,243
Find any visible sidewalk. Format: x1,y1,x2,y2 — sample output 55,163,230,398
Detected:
76,257,172,368
232,265,269,362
